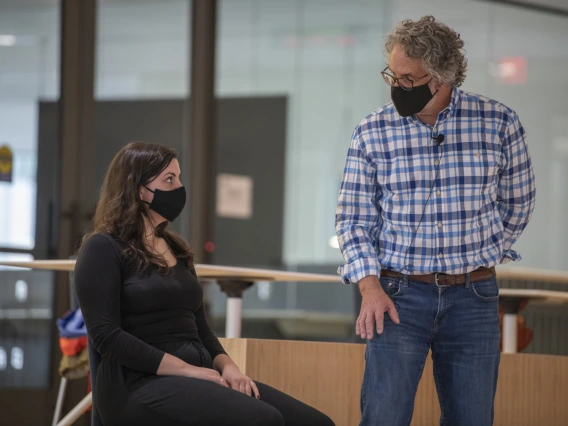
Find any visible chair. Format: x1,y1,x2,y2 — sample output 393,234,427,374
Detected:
50,336,99,426
88,338,103,426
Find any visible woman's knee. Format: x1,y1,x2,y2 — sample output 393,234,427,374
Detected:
318,413,336,426
303,409,336,426
254,406,285,426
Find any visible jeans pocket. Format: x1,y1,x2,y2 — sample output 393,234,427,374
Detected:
471,278,499,301
379,277,402,297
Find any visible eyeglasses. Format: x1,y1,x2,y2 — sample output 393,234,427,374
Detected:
381,66,429,91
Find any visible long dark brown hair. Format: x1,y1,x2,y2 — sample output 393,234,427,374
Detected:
80,142,193,273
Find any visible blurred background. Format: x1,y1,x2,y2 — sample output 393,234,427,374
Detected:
0,0,567,424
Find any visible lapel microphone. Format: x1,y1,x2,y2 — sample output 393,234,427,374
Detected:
432,134,445,145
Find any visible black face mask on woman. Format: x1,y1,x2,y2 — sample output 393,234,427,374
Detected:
391,80,437,117
142,186,186,222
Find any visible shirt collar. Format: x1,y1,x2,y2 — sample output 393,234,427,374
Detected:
439,86,461,120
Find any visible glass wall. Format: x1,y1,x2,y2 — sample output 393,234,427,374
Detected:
96,0,190,99
89,0,568,271
0,0,60,250
0,0,60,388
217,0,568,272
95,0,192,235
217,0,394,267
0,0,564,360
487,4,568,270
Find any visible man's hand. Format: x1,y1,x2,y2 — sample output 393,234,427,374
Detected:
356,276,400,339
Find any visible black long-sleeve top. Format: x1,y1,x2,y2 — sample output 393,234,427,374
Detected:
74,233,226,374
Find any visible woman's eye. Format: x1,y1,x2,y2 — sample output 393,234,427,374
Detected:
166,177,173,183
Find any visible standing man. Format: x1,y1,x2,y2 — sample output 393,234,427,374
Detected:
336,16,535,426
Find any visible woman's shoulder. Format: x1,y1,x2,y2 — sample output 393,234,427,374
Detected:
84,231,120,246
80,232,124,259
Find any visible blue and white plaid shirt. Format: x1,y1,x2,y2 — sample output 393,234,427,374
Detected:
336,88,535,284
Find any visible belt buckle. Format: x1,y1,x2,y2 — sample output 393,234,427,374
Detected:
434,272,450,287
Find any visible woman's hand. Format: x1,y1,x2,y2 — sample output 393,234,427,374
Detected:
221,364,260,398
186,365,229,388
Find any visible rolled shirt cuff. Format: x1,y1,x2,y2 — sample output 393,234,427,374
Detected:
337,257,381,285
500,249,521,264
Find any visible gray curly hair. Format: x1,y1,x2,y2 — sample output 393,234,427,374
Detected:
385,16,467,87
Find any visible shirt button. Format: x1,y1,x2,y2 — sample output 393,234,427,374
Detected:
433,127,438,133
475,152,480,157
434,161,439,166
439,253,444,259
436,190,441,195
438,222,443,228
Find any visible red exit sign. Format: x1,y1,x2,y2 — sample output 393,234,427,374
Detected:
499,57,527,84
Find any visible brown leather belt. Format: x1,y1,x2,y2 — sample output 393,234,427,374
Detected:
381,267,496,286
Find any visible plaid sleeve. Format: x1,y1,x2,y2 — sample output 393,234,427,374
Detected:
497,113,536,263
335,126,381,284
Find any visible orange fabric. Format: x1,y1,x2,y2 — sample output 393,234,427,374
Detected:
59,336,88,356
498,309,534,352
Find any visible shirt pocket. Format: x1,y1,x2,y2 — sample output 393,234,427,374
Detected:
474,138,502,191
452,137,501,214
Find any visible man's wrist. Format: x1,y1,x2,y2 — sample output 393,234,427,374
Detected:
358,275,383,295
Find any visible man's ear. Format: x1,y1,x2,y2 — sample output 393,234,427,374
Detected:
431,79,443,92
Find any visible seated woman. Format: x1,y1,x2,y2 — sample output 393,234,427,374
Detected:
75,142,335,426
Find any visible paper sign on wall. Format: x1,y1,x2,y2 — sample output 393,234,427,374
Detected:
0,145,13,183
216,174,254,219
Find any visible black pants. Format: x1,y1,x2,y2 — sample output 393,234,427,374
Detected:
115,375,334,426
97,341,335,426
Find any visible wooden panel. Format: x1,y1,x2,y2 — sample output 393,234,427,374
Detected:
218,339,568,426
219,338,248,372
221,339,364,426
495,354,568,426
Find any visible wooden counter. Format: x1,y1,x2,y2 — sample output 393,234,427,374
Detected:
219,338,568,426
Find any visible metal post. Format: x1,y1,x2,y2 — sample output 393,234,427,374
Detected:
502,314,518,354
52,0,97,421
51,378,68,426
58,0,96,260
500,296,525,354
226,298,243,338
55,392,92,426
189,0,217,264
218,280,253,338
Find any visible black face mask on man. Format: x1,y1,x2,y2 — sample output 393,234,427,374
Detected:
391,79,437,117
142,186,186,222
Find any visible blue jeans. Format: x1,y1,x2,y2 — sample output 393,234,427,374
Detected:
360,274,501,426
